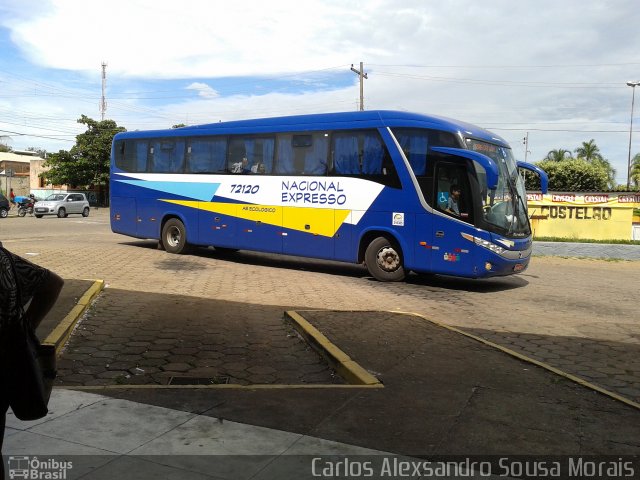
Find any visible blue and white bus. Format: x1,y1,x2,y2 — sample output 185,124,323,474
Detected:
110,110,547,281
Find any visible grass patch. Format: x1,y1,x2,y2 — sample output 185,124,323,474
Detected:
534,237,640,245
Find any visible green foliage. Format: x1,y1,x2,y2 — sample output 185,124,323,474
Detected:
631,153,640,188
525,158,610,191
43,115,126,188
544,149,572,161
574,139,602,162
26,147,47,158
0,142,11,153
531,140,618,190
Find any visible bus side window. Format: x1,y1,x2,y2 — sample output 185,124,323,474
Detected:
332,133,360,175
148,139,185,173
119,140,148,172
330,130,400,188
298,133,328,175
275,133,327,175
362,133,383,174
187,137,227,173
229,136,274,174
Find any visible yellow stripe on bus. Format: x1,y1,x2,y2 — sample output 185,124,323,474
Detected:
161,200,350,238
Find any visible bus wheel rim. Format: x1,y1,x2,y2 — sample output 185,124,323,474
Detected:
377,246,400,272
167,226,181,246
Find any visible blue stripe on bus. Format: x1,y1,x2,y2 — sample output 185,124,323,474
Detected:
116,180,220,201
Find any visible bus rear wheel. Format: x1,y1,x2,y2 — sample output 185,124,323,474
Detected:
364,236,405,282
162,218,190,254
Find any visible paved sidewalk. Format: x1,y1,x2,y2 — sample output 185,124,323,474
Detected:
533,241,640,260
4,389,391,480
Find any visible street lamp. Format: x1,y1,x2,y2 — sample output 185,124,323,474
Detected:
626,81,640,189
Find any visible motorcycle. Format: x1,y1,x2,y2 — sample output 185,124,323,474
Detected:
17,198,35,217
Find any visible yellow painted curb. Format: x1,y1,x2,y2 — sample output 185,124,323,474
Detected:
57,383,383,391
284,310,382,387
395,310,640,412
43,280,105,355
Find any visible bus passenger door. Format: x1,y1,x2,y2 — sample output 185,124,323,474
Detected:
282,207,335,259
430,163,478,277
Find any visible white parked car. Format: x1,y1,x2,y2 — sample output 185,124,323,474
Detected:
34,193,91,218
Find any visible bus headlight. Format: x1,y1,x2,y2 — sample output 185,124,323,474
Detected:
461,233,505,255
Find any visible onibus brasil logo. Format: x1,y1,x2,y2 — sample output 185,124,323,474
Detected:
7,456,72,479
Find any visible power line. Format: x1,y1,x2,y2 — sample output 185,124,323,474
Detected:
0,129,75,142
373,72,622,89
368,62,640,69
488,127,637,133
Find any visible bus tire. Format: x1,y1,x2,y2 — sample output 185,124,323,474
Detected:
364,236,405,282
162,218,190,254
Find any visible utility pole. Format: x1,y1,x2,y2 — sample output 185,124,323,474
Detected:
350,62,368,111
100,62,108,121
523,132,530,162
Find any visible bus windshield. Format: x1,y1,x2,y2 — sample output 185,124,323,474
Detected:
465,139,530,237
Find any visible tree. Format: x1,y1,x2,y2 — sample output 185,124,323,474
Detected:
0,136,11,152
631,153,640,188
525,158,610,191
172,123,187,129
26,147,48,158
43,115,126,203
573,139,616,189
544,149,572,162
574,139,602,162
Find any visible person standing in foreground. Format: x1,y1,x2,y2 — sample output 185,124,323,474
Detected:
0,243,64,480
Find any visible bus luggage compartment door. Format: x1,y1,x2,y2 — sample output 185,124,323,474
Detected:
110,196,138,236
282,206,335,259
137,197,162,239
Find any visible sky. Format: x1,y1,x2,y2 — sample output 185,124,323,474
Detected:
1,0,639,184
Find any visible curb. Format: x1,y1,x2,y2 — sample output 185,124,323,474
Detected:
44,279,105,355
284,310,382,387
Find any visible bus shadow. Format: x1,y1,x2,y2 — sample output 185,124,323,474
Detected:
118,240,528,291
403,272,528,293
197,247,368,279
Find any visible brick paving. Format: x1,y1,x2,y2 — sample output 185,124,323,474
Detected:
1,210,639,403
56,289,341,386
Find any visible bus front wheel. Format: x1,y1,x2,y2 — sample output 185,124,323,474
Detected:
365,236,405,282
162,218,190,254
